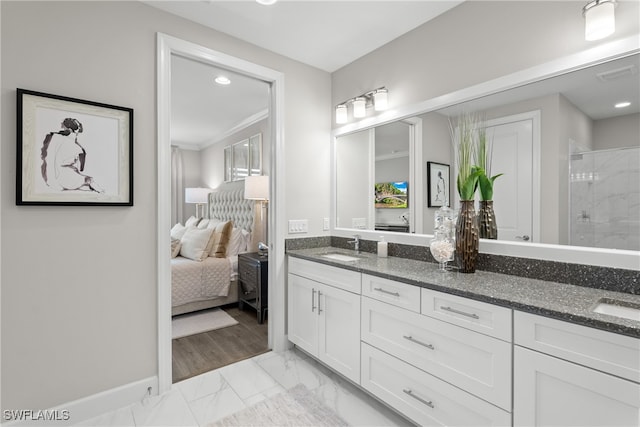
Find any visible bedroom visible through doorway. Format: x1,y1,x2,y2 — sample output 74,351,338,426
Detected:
164,38,273,385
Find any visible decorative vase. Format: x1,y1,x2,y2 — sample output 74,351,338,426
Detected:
455,200,479,273
478,200,498,239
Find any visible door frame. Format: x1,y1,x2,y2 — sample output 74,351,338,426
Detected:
156,33,285,393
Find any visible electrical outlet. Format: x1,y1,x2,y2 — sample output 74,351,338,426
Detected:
288,219,309,234
352,218,367,229
323,218,330,230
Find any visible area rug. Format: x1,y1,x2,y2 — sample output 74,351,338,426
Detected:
208,384,349,427
172,308,238,339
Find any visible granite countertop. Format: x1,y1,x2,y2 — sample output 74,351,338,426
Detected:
287,247,640,339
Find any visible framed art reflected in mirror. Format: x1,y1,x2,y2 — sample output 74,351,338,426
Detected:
427,161,450,208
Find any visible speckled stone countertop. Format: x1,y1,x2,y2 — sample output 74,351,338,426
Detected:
287,247,640,339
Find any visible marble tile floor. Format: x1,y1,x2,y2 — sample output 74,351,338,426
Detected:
78,348,415,427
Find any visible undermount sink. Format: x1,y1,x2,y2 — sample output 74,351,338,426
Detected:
321,253,361,262
592,298,640,322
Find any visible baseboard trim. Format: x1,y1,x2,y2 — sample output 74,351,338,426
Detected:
2,376,158,426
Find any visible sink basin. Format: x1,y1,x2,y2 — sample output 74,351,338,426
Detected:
592,298,640,322
321,253,361,262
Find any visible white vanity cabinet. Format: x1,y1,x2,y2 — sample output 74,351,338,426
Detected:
287,257,361,383
513,311,640,427
361,280,512,426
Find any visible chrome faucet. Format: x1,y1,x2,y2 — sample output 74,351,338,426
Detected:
348,234,361,253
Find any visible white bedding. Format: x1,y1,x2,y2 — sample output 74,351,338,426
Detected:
171,256,236,307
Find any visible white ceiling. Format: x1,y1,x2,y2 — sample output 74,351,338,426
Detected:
144,0,464,73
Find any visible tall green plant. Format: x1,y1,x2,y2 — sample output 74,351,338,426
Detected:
450,113,481,201
476,127,503,201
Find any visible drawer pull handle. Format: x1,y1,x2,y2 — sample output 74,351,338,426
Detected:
374,287,400,297
440,306,480,319
403,389,434,409
312,288,316,312
403,335,435,350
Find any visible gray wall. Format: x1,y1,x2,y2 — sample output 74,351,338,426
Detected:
1,0,330,412
332,1,640,121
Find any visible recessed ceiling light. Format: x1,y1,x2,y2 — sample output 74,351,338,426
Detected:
615,101,631,108
214,76,231,85
256,0,277,5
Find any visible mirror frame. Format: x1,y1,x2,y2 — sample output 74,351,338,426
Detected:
331,35,640,271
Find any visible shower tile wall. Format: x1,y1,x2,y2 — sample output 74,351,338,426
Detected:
570,147,640,251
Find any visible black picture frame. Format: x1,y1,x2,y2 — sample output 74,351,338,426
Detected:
17,89,133,206
427,161,450,207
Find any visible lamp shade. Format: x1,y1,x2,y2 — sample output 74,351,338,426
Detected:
373,89,388,111
244,175,269,200
185,187,211,204
353,97,366,118
335,104,348,124
584,0,616,41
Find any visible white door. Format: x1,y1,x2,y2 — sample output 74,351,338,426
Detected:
317,284,361,383
514,346,640,427
484,113,537,242
287,274,318,356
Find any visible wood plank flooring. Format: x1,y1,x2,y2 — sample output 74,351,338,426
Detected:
172,305,269,383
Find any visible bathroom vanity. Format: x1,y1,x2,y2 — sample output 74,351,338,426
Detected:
286,247,640,427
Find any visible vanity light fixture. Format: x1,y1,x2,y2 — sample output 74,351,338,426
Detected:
583,0,616,41
334,87,389,124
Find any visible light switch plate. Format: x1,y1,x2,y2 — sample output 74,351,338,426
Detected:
288,219,308,234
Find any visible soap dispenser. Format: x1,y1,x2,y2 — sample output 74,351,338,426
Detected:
377,236,388,258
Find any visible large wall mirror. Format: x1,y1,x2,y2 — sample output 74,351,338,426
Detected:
334,51,639,260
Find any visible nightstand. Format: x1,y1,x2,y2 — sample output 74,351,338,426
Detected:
238,252,268,324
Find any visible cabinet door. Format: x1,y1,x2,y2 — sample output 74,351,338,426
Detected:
287,274,318,356
514,346,640,427
318,283,361,384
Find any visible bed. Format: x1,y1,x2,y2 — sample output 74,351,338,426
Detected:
170,181,258,316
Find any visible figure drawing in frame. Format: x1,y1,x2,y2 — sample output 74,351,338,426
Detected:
40,117,104,193
427,161,450,208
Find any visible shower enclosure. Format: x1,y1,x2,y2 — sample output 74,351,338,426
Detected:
570,147,640,251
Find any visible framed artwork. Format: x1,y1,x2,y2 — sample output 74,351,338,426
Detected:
16,89,133,206
427,161,450,207
374,181,408,209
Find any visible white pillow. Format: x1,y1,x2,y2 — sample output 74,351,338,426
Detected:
197,219,210,229
179,227,215,261
227,228,250,256
185,216,201,227
170,223,187,240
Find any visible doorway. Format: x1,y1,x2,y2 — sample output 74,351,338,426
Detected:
157,33,285,393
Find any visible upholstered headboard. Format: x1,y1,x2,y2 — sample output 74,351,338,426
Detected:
208,181,259,251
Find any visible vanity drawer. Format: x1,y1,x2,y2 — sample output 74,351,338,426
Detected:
421,288,512,341
514,311,640,383
288,256,361,294
362,296,512,410
361,343,511,427
362,273,421,312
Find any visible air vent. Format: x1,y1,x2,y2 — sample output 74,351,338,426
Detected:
596,65,638,82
